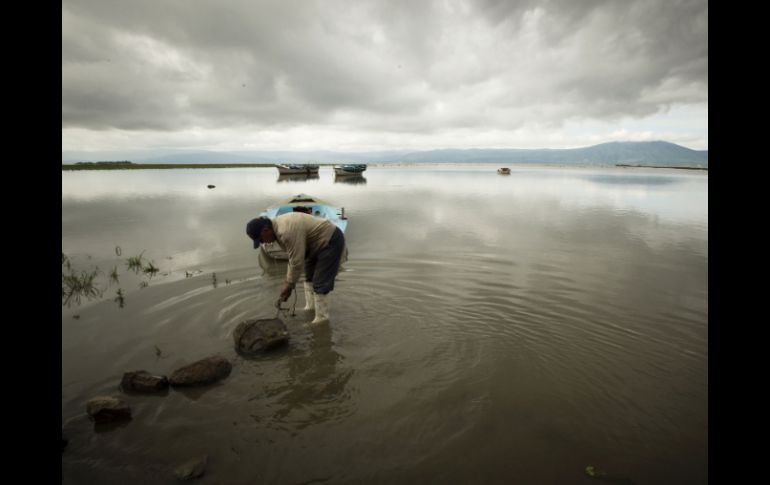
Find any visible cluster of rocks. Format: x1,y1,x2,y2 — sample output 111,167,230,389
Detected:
79,318,289,480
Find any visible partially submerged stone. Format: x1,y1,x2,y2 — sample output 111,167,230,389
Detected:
121,370,169,393
174,454,208,480
86,396,132,423
169,356,232,387
233,318,289,355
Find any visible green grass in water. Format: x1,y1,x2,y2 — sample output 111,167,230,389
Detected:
62,268,103,307
126,251,146,274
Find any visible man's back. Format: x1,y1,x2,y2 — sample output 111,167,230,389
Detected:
272,212,337,280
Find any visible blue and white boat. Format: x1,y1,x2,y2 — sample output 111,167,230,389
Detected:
275,163,320,175
333,164,367,176
258,193,348,260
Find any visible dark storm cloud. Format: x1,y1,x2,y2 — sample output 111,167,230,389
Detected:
62,0,707,134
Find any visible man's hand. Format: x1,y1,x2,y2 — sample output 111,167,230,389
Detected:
279,281,295,302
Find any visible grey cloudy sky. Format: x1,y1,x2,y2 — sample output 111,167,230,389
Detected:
62,0,708,155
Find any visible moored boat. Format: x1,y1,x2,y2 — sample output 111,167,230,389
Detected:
497,167,511,175
275,163,320,175
333,164,367,176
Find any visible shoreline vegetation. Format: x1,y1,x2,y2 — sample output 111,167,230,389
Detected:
62,161,280,170
62,161,707,171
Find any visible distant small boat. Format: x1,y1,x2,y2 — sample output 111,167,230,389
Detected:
333,164,367,176
497,167,511,175
275,163,319,175
258,194,348,261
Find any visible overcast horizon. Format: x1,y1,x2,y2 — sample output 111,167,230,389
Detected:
62,0,708,158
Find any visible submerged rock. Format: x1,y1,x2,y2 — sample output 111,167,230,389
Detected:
174,454,208,480
233,318,289,355
86,396,132,423
121,370,169,393
169,356,232,387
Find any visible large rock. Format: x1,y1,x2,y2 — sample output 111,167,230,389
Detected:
169,356,232,387
174,454,208,480
86,396,132,423
120,370,169,393
233,318,289,355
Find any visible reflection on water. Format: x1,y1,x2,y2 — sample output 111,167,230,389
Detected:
334,174,367,185
173,382,228,402
266,324,355,431
584,173,679,186
62,165,708,484
93,419,132,435
277,173,320,183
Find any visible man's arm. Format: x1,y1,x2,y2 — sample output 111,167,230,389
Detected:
275,214,307,301
279,281,295,301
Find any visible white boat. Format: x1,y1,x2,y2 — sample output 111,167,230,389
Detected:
275,163,320,175
333,164,367,176
258,194,348,262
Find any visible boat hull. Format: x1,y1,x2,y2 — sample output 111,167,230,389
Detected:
333,164,367,176
276,164,320,175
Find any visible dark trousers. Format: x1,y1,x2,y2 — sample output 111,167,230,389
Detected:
304,227,345,294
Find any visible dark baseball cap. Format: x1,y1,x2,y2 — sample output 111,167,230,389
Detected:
246,217,270,248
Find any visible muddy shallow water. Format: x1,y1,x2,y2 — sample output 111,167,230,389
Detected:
62,165,708,484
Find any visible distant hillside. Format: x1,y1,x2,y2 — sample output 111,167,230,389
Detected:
393,141,707,167
62,141,707,168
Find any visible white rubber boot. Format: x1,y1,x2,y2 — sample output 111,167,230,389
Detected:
303,282,315,311
310,292,330,325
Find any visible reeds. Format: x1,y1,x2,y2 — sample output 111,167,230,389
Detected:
114,288,125,308
109,266,120,285
62,267,103,307
126,251,145,273
62,250,149,307
62,248,223,308
143,261,159,278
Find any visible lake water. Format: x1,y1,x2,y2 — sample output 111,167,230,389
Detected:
61,165,708,484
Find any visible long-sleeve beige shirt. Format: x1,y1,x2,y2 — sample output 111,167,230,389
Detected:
271,212,337,284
